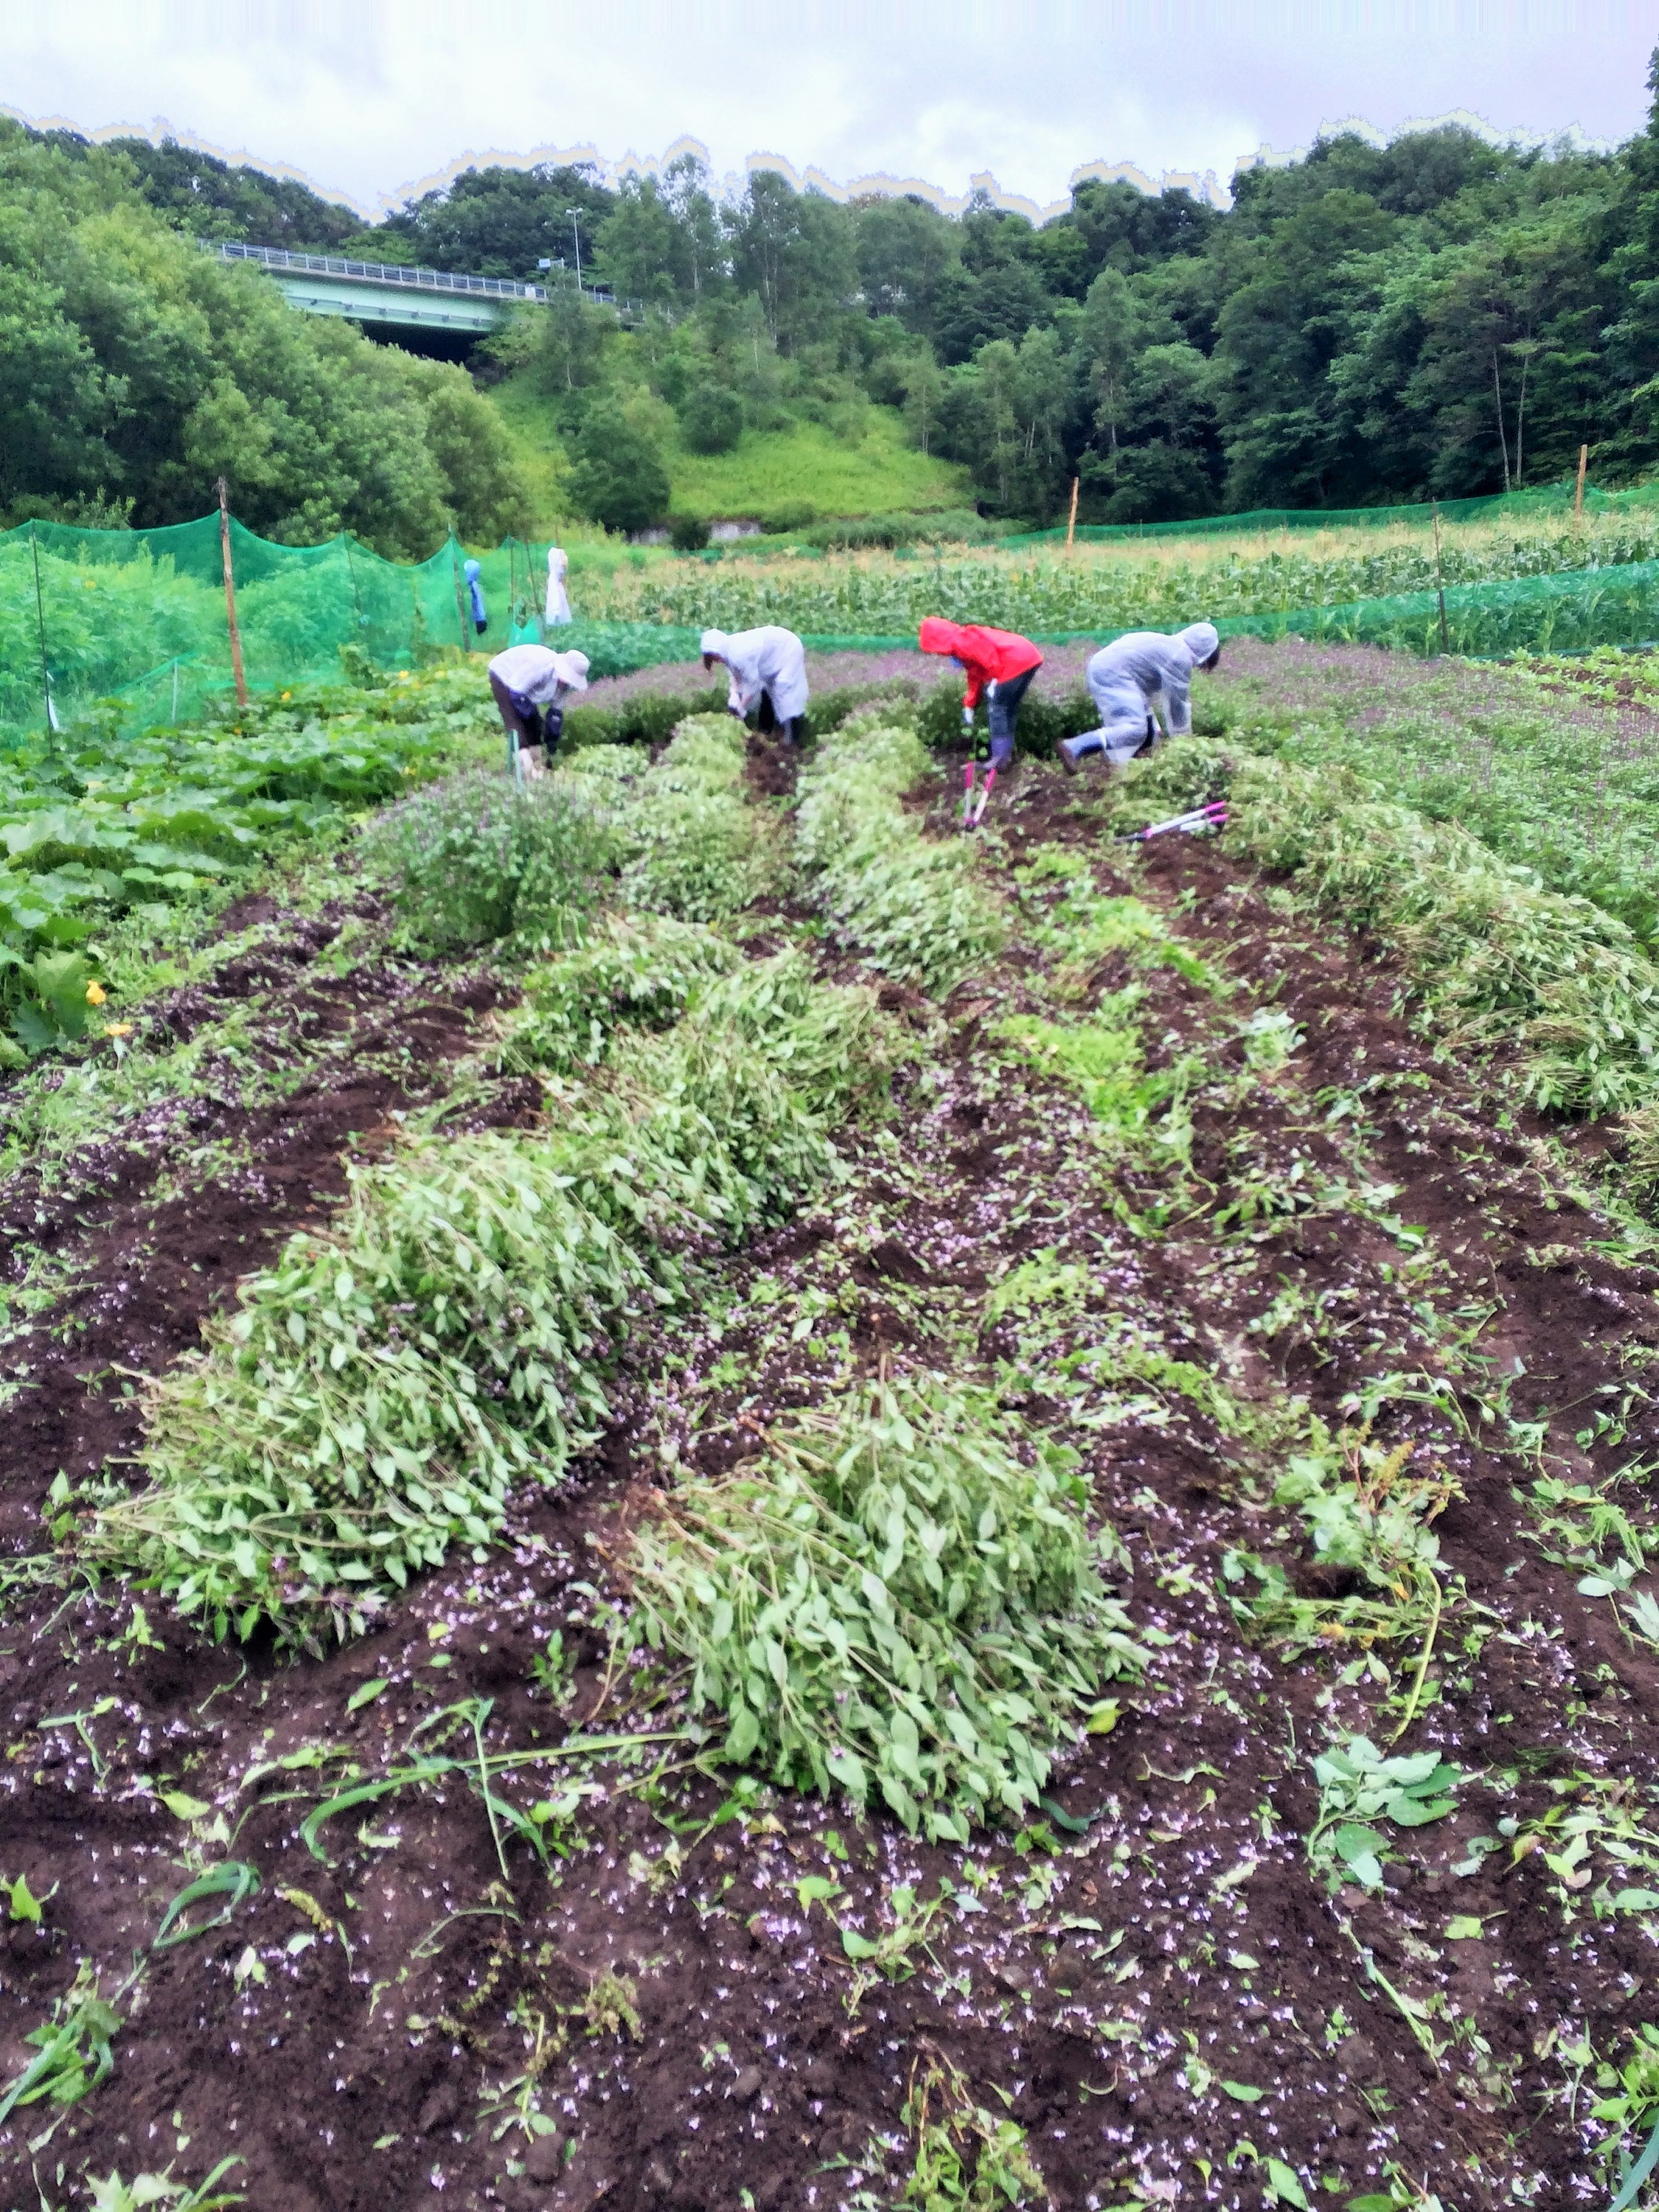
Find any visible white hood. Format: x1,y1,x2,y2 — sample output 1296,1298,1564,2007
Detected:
1177,622,1220,664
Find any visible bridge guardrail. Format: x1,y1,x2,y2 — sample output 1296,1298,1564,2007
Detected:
206,240,644,317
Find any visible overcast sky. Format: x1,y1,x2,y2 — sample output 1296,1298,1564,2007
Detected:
2,0,1652,219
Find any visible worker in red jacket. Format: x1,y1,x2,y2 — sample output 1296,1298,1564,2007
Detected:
919,619,1043,770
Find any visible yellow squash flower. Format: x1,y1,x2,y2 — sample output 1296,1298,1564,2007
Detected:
85,981,107,1006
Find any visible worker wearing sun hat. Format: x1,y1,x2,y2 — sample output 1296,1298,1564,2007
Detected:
486,641,590,779
1057,622,1221,771
700,625,810,745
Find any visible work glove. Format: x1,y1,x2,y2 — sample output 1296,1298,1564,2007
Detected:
961,706,974,729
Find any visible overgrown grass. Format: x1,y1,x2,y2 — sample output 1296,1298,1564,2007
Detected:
499,911,744,1074
487,375,971,531
1197,652,1659,953
1116,736,1659,1120
795,703,1006,994
629,1377,1145,1840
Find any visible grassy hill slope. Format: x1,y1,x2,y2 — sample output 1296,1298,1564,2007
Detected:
486,373,972,532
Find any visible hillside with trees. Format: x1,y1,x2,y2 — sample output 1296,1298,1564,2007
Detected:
11,50,1659,537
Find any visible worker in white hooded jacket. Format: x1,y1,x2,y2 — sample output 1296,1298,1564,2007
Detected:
700,625,810,745
1058,623,1221,770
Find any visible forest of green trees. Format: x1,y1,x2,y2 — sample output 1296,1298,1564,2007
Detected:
10,46,1659,543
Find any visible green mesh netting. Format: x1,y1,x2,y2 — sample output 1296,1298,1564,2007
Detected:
0,515,560,740
10,500,1659,748
1001,479,1659,548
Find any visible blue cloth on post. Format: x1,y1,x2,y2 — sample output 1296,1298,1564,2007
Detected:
464,557,487,633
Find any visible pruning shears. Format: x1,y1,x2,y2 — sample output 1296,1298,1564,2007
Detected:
1114,800,1227,844
961,760,996,831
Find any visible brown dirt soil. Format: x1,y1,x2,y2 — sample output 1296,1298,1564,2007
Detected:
0,895,516,1541
5,720,1659,2211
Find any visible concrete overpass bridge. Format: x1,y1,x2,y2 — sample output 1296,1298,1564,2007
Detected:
209,240,643,338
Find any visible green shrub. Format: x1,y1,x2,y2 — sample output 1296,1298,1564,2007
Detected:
362,768,613,954
560,683,927,756
566,403,670,538
794,707,1007,993
677,385,743,456
668,512,711,552
562,689,728,749
914,678,1099,757
630,1377,1147,1840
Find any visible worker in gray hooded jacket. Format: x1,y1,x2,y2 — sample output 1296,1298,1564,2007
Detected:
1057,623,1220,771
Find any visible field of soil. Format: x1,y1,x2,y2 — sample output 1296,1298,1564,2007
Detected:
3,649,1658,2212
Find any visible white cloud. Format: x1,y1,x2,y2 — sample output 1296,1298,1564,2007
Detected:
1,0,1650,218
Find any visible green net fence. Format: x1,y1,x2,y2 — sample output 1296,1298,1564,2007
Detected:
11,495,1659,750
1001,479,1659,547
0,515,559,742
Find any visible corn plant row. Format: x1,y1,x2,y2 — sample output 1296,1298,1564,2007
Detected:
584,515,1659,641
86,723,897,1644
793,703,1007,995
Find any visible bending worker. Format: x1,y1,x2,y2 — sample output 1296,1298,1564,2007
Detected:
1058,622,1220,771
487,641,590,778
919,619,1043,770
701,626,809,745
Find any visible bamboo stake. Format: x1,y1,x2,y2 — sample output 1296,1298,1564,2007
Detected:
1431,499,1450,654
1575,442,1589,521
216,479,248,709
1065,475,1079,554
451,538,470,653
28,523,54,734
341,532,366,642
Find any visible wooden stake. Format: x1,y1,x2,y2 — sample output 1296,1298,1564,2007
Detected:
28,523,53,734
1575,442,1589,521
451,538,471,653
1065,475,1079,554
1432,500,1450,655
217,479,249,709
341,533,366,641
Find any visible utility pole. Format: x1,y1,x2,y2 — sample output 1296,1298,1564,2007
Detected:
217,477,249,709
566,207,583,293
